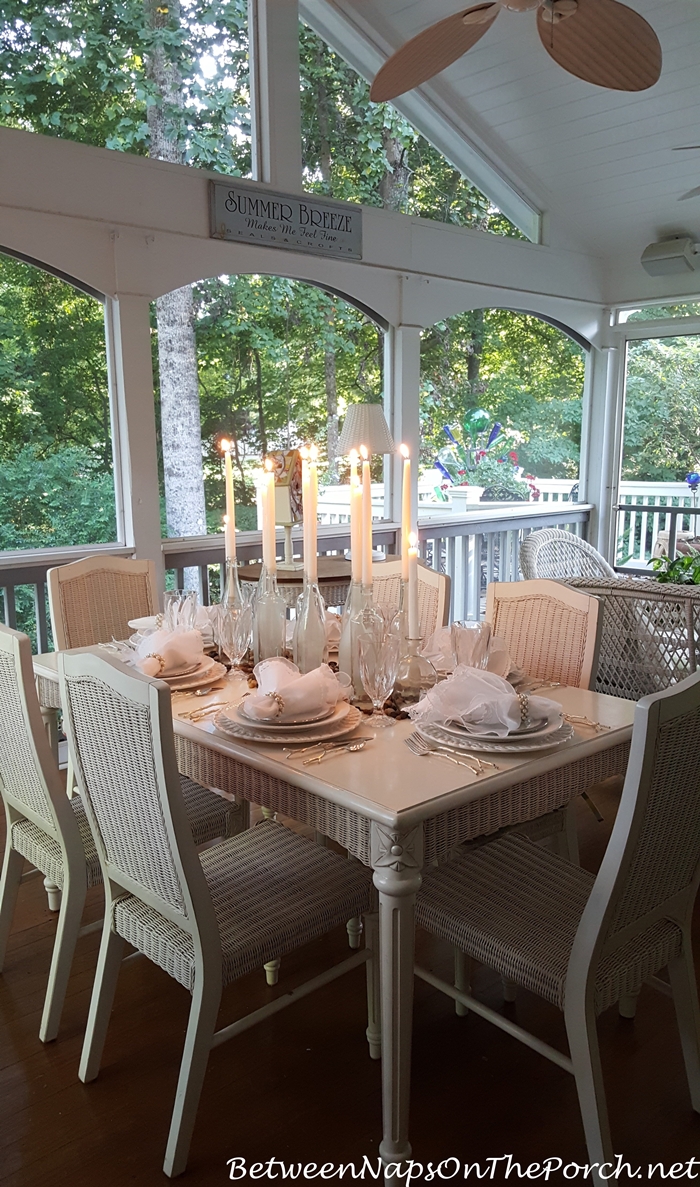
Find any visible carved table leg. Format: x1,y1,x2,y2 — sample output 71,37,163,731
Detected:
371,822,423,1180
40,706,59,763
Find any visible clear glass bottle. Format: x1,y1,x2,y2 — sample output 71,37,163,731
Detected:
221,558,246,611
293,578,328,673
253,565,286,663
394,638,438,707
338,581,372,701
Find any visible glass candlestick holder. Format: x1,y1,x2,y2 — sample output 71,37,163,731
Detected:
293,579,328,673
221,557,246,611
389,578,408,649
394,638,437,707
253,564,286,663
338,581,371,700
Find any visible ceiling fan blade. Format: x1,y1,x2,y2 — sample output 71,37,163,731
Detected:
674,146,700,152
536,0,662,91
679,186,700,202
370,4,500,103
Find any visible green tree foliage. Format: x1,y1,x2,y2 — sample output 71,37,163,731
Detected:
421,310,585,480
622,335,700,481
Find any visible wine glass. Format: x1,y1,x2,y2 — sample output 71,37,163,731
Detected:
219,603,253,678
359,632,400,728
451,620,491,670
164,589,198,632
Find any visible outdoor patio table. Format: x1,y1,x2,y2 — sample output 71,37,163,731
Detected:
237,555,352,609
32,652,634,1175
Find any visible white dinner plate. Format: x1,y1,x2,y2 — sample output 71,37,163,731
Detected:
438,714,562,744
165,658,226,690
215,702,361,744
128,616,159,632
234,701,345,729
418,720,575,754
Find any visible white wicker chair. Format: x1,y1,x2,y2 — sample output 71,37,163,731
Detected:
416,671,700,1186
0,624,101,1042
46,554,236,855
58,648,378,1178
47,555,159,651
372,558,450,638
519,529,616,582
485,580,602,865
0,624,236,1039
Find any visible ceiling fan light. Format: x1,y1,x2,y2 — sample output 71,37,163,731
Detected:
462,3,499,25
541,0,578,21
501,0,539,11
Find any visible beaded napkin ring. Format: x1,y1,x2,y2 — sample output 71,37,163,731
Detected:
518,693,530,726
150,653,166,675
265,691,286,715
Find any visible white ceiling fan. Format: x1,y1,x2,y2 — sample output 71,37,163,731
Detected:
674,147,700,202
370,0,662,104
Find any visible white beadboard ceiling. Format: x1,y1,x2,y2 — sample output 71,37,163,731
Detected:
311,0,700,258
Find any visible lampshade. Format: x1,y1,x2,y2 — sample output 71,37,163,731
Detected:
337,403,396,456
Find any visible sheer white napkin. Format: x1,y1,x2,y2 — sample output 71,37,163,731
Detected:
134,628,205,678
421,627,514,679
242,657,350,722
407,666,562,737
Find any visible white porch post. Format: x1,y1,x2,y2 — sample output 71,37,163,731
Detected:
248,0,303,191
105,295,164,591
383,325,421,531
581,342,623,565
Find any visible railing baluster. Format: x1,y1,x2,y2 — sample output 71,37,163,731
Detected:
200,564,210,606
3,585,17,629
34,581,49,653
470,534,482,620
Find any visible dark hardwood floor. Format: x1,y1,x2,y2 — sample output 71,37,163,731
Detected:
1,784,699,1186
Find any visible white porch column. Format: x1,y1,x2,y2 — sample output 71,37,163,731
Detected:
248,0,303,191
581,342,623,563
105,295,164,591
383,325,421,528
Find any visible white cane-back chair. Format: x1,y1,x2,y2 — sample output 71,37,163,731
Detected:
416,671,700,1185
0,624,101,1042
372,558,450,638
520,529,616,582
58,649,377,1178
486,579,601,692
47,555,159,651
47,555,235,849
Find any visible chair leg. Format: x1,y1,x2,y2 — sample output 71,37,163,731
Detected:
618,988,641,1019
502,976,518,1003
44,878,62,912
668,946,700,1112
454,947,471,1016
554,801,580,865
264,958,281,986
347,916,363,949
39,870,87,1043
79,922,126,1084
0,842,24,971
163,976,221,1178
564,1002,613,1185
364,911,381,1059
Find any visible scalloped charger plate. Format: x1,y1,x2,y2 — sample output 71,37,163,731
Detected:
418,720,575,754
214,703,362,744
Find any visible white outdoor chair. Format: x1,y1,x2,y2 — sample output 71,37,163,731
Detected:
485,579,602,864
46,555,236,860
519,529,616,582
0,624,240,1040
47,555,159,651
416,671,700,1186
58,648,378,1178
372,557,450,638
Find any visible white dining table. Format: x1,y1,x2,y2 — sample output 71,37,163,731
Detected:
33,652,635,1177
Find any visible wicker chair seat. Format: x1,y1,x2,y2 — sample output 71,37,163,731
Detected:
179,776,235,846
11,794,102,890
113,820,372,991
417,833,682,1015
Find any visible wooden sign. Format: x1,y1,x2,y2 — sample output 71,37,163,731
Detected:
209,181,362,259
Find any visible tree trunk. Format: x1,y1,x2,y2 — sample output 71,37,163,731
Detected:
144,0,207,571
253,348,267,455
467,309,485,392
315,43,333,188
324,309,338,477
379,131,411,212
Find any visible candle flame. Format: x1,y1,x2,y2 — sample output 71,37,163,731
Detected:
399,443,410,459
309,444,319,461
349,448,359,463
299,445,309,460
223,514,229,525
359,444,369,460
409,531,418,548
220,437,231,453
264,457,274,473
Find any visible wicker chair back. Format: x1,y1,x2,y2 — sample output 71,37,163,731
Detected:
372,558,450,637
520,529,616,581
486,579,601,689
47,556,158,651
